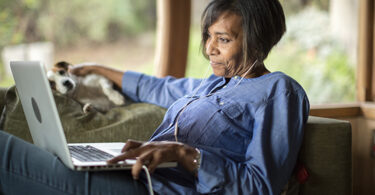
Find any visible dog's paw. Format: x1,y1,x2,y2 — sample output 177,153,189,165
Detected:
98,78,125,105
109,92,125,105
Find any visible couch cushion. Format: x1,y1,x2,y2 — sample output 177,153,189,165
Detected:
296,116,352,194
0,86,166,143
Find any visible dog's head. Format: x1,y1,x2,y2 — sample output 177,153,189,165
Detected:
47,61,76,94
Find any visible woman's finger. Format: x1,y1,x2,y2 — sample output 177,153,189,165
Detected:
132,150,154,179
146,149,165,173
108,141,150,163
107,148,139,164
121,139,144,153
69,63,95,76
69,68,86,76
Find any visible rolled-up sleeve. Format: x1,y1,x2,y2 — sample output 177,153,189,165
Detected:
122,71,143,101
122,71,203,108
195,91,310,194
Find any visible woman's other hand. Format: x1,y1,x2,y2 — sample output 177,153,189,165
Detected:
69,63,125,88
69,62,101,76
107,140,200,179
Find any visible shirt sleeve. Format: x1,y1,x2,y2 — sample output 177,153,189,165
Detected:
121,71,203,108
195,91,310,194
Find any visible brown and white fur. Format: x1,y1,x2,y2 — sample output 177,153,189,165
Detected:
47,61,125,113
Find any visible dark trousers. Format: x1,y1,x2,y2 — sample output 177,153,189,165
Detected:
0,131,148,195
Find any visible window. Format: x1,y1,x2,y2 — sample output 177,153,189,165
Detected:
271,0,358,104
187,0,358,104
0,0,157,86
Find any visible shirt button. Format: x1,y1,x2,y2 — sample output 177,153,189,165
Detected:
219,102,224,106
223,85,227,88
234,76,239,79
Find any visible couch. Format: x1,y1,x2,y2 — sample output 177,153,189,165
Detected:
0,87,352,194
284,116,352,195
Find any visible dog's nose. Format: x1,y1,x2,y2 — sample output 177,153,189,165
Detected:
63,80,73,90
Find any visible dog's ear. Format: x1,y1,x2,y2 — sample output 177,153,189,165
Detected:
55,61,71,71
49,80,56,90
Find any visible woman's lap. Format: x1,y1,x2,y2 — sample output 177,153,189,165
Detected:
0,131,148,195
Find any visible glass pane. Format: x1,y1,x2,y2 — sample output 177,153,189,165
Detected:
271,0,357,104
186,0,212,78
187,0,358,104
0,0,156,87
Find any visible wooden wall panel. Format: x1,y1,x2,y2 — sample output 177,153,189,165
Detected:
154,0,191,78
357,0,374,101
372,0,375,101
310,104,361,118
351,117,375,195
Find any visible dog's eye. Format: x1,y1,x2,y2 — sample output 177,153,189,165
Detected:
58,70,66,75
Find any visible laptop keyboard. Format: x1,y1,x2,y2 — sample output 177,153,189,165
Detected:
69,145,115,162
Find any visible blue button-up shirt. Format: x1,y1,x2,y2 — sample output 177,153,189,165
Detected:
122,71,310,194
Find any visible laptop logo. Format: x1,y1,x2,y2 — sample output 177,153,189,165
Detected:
31,97,42,123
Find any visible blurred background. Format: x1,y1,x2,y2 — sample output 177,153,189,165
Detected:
0,0,357,104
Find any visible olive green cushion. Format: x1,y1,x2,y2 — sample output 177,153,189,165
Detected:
283,116,352,195
298,116,352,194
0,86,166,143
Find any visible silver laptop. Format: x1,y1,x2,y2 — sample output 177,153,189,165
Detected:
10,61,176,171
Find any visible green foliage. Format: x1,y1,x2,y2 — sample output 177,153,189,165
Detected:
0,0,156,48
0,0,156,80
0,76,14,87
263,4,356,104
266,44,355,104
37,0,156,46
139,28,210,78
185,27,210,78
280,0,329,14
322,50,356,102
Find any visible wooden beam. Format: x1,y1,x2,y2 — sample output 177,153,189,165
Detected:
310,103,361,118
372,1,375,101
309,102,375,120
357,0,374,101
154,0,191,78
360,102,375,119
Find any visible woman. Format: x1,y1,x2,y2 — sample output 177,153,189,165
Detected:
0,0,309,194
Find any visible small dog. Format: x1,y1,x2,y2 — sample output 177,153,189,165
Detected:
47,61,125,113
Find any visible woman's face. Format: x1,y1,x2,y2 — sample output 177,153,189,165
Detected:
206,12,244,78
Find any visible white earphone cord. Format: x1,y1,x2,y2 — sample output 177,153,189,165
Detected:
235,59,258,88
142,62,212,195
142,60,259,195
142,165,154,195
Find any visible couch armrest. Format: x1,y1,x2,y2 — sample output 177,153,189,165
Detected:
298,116,352,194
0,87,7,113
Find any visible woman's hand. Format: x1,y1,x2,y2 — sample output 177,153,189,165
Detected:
69,62,101,76
69,63,125,88
107,140,200,179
